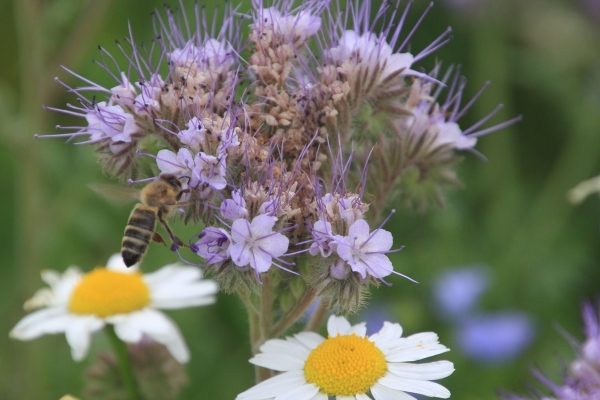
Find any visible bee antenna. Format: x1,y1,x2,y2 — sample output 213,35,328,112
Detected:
128,176,156,185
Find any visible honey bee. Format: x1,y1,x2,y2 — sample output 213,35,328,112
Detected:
121,174,186,267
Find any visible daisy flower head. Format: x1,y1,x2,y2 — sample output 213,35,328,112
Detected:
10,254,218,363
237,315,454,400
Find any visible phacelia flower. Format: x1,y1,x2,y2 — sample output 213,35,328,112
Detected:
194,227,232,264
504,301,600,399
229,214,290,275
10,255,218,363
85,102,139,146
329,30,422,84
336,219,394,280
192,152,228,191
156,148,195,178
220,189,249,221
236,315,454,400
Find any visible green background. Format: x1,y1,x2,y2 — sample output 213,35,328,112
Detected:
1,0,600,398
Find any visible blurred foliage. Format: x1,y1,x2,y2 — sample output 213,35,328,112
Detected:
1,0,600,399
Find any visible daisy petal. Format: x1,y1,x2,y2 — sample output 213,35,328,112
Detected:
293,332,325,349
236,370,306,400
10,307,73,340
250,351,306,371
356,394,371,400
275,383,320,400
388,361,455,381
371,382,417,400
111,309,190,363
378,375,451,398
327,315,352,336
65,315,104,361
349,322,367,337
260,338,310,358
370,322,403,347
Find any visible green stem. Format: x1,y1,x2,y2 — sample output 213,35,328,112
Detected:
105,326,141,400
271,288,316,338
304,298,329,333
259,274,272,343
255,275,274,382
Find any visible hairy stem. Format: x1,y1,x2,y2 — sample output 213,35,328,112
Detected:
105,326,141,400
271,288,316,338
257,275,274,382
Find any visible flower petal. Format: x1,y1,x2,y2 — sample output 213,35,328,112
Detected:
65,315,104,361
349,322,367,338
327,315,352,336
275,383,320,400
370,322,403,347
371,382,417,400
230,241,252,267
10,306,73,340
146,266,218,309
250,214,278,237
110,309,190,363
378,374,451,398
236,370,306,400
347,219,371,242
258,232,289,259
292,332,325,350
388,361,455,381
107,253,137,273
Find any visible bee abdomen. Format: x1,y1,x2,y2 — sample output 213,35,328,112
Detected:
121,206,157,267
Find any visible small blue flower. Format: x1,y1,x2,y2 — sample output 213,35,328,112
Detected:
456,312,536,364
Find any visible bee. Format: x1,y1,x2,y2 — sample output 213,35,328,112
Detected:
121,174,186,267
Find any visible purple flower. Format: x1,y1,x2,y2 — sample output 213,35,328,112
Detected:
252,5,321,45
192,152,227,191
177,117,206,153
220,190,248,221
308,219,336,258
134,74,164,115
336,219,394,280
110,72,137,106
85,102,138,146
329,30,423,84
194,227,231,264
433,265,491,319
229,215,290,274
156,148,195,178
169,38,234,72
457,312,535,364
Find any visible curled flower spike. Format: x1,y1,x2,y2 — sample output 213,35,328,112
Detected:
237,314,454,400
10,255,218,363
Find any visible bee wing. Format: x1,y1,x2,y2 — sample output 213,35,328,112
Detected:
87,183,141,206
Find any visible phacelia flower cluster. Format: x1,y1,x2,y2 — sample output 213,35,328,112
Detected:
504,301,600,400
40,0,516,315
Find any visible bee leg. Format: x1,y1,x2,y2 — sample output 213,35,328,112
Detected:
157,212,187,249
152,232,167,246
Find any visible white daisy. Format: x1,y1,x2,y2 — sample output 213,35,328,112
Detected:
237,315,454,400
10,254,218,363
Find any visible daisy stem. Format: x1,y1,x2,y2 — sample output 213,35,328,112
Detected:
304,297,329,333
270,287,316,338
105,326,141,400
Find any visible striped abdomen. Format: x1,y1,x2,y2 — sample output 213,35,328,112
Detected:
121,205,157,267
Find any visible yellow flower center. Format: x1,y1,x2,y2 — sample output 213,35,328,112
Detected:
304,333,387,396
68,268,150,317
